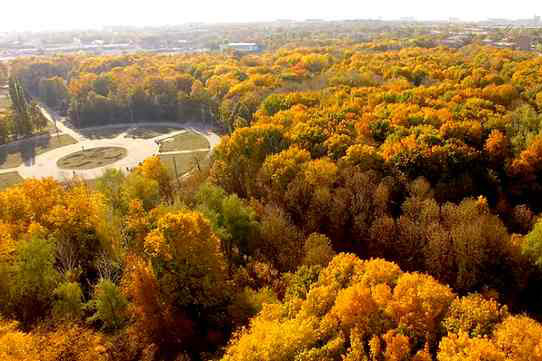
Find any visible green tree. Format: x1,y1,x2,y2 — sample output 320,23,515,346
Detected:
0,115,8,144
95,168,126,213
29,102,48,132
53,281,84,321
87,279,128,330
196,183,259,265
121,171,161,211
302,233,336,267
38,76,69,109
8,77,33,138
522,219,542,267
9,237,60,325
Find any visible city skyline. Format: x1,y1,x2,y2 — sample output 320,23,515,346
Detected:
1,0,541,32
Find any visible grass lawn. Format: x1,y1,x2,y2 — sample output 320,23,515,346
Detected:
0,134,78,169
0,171,23,190
159,150,210,176
126,125,180,139
79,127,130,140
57,147,128,170
159,131,210,153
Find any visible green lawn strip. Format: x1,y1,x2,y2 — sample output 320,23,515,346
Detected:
79,127,130,139
159,131,210,153
57,147,128,170
126,125,180,139
0,134,78,169
0,171,23,190
158,150,210,177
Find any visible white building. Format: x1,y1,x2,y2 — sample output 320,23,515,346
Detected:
220,43,260,52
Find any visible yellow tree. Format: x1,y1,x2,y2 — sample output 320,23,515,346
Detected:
127,211,230,351
135,156,173,201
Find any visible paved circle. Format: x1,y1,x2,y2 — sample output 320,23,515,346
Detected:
4,106,222,182
18,138,159,181
57,147,128,170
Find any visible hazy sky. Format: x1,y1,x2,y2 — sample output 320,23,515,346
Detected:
2,0,541,31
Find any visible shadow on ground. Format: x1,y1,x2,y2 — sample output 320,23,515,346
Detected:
0,134,77,169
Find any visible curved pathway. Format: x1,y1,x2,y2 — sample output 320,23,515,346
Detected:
17,137,159,181
2,106,220,181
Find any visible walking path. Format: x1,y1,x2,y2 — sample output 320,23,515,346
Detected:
39,105,87,142
1,106,220,182
0,168,17,175
159,148,211,156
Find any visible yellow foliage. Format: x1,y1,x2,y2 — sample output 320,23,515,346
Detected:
383,330,411,361
330,283,378,332
0,222,16,261
0,319,33,361
437,332,505,361
484,129,509,161
493,316,542,361
0,319,111,361
145,211,221,264
221,315,320,361
389,273,455,342
136,156,173,200
443,294,509,337
143,211,227,309
222,255,458,360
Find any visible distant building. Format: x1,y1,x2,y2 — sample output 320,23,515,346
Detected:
220,43,261,52
439,34,471,48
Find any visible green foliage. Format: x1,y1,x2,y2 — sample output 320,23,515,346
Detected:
228,286,279,325
53,281,84,321
95,168,126,213
257,205,303,272
87,279,128,330
302,233,335,267
283,265,322,300
261,94,289,116
9,237,60,325
196,182,259,264
522,219,542,267
121,172,160,211
0,118,8,145
7,77,38,138
38,76,69,109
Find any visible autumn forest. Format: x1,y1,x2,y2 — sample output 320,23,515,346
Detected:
2,39,542,360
